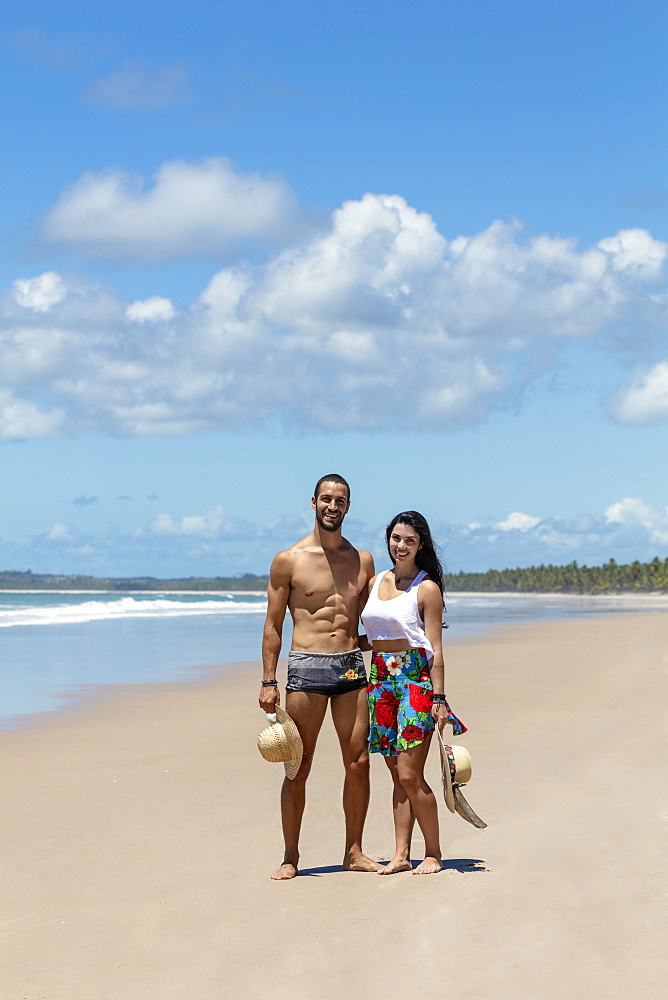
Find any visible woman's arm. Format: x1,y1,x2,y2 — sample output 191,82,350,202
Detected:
420,580,450,731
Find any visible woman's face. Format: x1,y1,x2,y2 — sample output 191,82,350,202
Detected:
388,522,422,566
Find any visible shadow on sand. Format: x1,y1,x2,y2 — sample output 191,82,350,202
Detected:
298,858,487,877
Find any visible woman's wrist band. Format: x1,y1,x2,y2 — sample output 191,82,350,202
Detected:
261,680,278,687
432,694,447,703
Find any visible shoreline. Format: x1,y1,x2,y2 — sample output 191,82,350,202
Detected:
2,601,667,733
1,612,665,998
2,587,667,597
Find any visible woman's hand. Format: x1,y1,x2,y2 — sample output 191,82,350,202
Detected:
431,701,450,733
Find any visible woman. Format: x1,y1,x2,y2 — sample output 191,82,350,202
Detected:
361,511,466,874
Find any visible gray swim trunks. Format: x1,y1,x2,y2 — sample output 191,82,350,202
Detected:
286,649,367,697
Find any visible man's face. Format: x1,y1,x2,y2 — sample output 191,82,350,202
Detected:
312,481,350,532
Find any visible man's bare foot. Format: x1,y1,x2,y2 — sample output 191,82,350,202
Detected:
271,861,298,880
378,857,412,875
413,856,443,874
343,850,384,873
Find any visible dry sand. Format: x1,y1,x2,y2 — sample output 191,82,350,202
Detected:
1,612,665,1000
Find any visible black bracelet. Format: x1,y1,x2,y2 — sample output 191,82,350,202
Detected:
261,680,278,687
432,694,447,703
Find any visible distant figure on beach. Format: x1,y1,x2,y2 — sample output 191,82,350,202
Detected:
361,511,467,874
259,474,382,879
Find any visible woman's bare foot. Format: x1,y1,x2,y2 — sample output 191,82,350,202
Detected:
271,860,298,880
413,856,442,874
343,849,384,873
378,856,412,875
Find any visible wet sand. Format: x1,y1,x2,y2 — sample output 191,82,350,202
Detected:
1,612,665,999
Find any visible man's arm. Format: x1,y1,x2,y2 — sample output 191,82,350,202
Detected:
259,550,292,713
357,549,376,652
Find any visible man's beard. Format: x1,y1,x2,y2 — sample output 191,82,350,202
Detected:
316,510,343,532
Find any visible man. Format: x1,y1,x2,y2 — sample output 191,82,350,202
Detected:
259,474,381,880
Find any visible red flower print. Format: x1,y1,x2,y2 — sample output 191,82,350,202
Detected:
408,684,434,713
374,659,389,680
375,691,399,728
400,724,423,743
380,735,392,752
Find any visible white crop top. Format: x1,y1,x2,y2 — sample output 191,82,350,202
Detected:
361,570,433,658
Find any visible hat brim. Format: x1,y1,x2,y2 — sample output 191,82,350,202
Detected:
437,731,487,829
274,706,303,780
437,730,456,812
453,786,487,829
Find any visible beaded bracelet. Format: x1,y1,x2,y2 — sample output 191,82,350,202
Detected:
261,680,278,687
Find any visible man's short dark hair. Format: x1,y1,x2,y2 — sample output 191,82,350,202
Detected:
313,473,350,501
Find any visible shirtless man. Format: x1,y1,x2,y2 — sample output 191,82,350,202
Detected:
259,473,382,880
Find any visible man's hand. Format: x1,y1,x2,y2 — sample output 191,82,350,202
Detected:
259,684,280,714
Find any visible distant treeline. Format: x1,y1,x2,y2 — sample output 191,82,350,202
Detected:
0,570,269,592
446,557,668,594
2,557,668,593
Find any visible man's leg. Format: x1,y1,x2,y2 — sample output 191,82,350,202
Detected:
330,685,383,872
271,690,328,880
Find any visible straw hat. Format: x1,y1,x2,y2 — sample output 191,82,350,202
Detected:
437,732,487,829
257,706,303,780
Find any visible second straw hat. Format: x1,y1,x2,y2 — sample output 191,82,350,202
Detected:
257,706,303,780
437,733,487,829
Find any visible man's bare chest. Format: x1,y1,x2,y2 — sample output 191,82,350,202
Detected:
290,553,363,610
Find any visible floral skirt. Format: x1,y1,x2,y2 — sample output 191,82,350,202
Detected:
367,648,467,757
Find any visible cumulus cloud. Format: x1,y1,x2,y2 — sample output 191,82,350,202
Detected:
0,389,65,440
42,157,300,262
6,497,668,580
47,523,74,542
447,497,668,572
3,192,668,438
612,361,668,424
13,272,66,312
85,60,193,111
604,497,668,544
148,505,233,538
495,512,542,532
126,296,175,323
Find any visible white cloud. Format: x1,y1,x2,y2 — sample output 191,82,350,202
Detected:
604,497,668,544
495,512,542,532
0,389,66,440
597,229,666,278
612,361,668,424
4,193,668,436
148,505,232,538
126,297,176,323
47,523,74,542
13,272,66,312
5,496,668,580
42,157,300,262
445,499,668,572
85,60,192,111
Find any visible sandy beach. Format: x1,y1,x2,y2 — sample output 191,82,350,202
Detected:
1,612,665,1000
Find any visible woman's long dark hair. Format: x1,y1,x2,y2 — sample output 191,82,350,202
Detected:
385,510,444,601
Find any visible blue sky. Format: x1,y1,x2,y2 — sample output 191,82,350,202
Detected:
1,0,667,578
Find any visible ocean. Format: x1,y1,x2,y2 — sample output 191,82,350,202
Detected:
1,589,666,729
